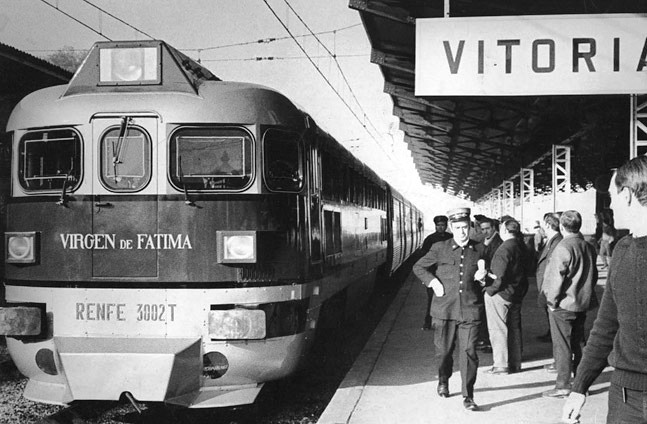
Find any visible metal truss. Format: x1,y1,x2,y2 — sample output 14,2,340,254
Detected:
552,145,571,211
630,94,647,158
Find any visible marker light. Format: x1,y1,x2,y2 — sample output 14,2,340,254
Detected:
208,309,266,340
217,231,257,263
5,232,39,264
99,46,160,84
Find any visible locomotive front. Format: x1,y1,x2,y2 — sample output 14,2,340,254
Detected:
0,41,321,408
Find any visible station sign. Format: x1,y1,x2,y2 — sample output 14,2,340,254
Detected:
415,14,647,96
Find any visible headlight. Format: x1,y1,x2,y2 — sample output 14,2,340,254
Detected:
217,231,256,263
208,308,266,340
5,232,39,264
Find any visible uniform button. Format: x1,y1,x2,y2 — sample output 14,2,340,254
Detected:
459,289,463,293
460,263,463,267
460,272,463,276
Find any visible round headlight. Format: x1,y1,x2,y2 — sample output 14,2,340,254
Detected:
8,236,32,260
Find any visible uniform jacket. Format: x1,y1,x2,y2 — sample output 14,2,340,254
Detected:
535,232,564,293
482,233,503,264
485,237,529,303
542,232,598,312
413,238,485,321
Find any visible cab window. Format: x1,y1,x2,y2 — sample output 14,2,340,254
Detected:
19,128,82,192
170,127,253,191
263,128,303,192
100,126,152,192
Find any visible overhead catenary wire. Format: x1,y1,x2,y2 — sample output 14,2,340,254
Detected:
200,53,368,62
281,0,386,147
37,0,111,41
79,0,156,40
181,23,361,52
262,0,398,165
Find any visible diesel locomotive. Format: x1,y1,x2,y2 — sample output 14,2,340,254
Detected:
0,40,422,408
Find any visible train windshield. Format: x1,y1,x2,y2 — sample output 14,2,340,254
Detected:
170,127,253,191
263,128,303,192
18,128,82,192
100,125,152,192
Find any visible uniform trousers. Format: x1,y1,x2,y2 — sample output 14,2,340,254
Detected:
608,382,647,424
432,317,480,398
484,293,522,369
548,308,586,389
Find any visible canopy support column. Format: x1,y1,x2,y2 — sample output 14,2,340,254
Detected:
552,145,571,212
630,94,647,158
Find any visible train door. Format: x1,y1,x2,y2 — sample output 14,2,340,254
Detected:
308,144,322,265
91,114,159,278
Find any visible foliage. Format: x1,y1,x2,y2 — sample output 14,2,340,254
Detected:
46,46,87,73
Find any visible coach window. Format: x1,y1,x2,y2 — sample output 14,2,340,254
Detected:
263,128,303,192
170,127,253,191
100,126,151,192
19,128,82,192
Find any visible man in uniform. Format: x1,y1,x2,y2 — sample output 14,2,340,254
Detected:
421,215,452,330
413,207,486,411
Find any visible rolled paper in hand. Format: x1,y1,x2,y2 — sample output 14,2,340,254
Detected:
477,259,485,272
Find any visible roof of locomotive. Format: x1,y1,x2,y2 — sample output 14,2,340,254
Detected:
7,40,307,130
7,79,310,131
6,40,391,192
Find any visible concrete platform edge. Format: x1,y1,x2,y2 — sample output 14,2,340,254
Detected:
317,278,415,424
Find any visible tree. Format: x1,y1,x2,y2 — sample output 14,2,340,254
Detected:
46,46,87,73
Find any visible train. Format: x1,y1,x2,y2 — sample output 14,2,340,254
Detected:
0,40,422,409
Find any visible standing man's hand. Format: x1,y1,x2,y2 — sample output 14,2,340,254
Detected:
426,278,445,297
561,392,586,423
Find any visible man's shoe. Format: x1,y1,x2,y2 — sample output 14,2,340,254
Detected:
485,366,509,375
463,397,479,411
437,383,449,398
544,362,557,373
422,317,432,330
542,388,571,398
508,365,521,374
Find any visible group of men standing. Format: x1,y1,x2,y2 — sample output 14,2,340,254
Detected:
412,155,647,422
413,188,608,413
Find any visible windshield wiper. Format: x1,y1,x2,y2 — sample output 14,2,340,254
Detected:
56,165,75,207
178,156,195,206
112,116,132,181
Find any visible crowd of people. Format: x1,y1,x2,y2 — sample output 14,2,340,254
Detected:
412,155,647,423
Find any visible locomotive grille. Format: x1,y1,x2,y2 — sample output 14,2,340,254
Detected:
237,264,276,283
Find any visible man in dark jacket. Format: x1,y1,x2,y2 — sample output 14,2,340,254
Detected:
542,210,598,398
420,215,452,330
476,217,503,352
483,218,529,375
413,207,485,412
562,156,647,423
535,212,563,345
481,218,503,264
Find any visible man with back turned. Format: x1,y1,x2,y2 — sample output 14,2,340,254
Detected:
562,156,647,424
542,210,598,399
413,207,486,411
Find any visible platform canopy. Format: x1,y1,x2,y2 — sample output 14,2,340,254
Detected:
350,0,647,199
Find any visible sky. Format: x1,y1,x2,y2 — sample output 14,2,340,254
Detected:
0,0,470,221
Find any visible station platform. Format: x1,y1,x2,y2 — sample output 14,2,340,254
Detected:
318,264,611,424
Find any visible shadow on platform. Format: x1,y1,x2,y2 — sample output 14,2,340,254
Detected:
318,262,611,424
